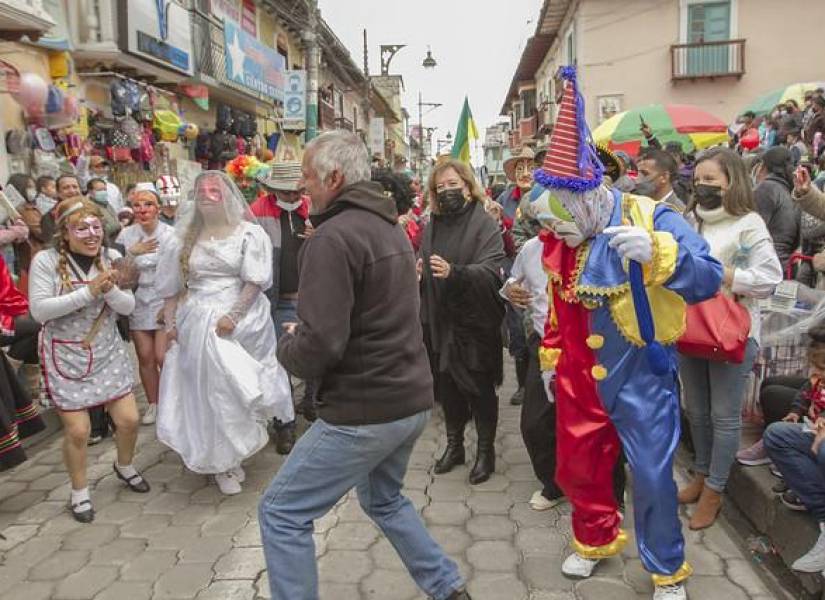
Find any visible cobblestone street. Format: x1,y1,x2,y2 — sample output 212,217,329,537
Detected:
0,371,782,600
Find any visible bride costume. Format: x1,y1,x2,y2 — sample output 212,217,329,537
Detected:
156,171,293,483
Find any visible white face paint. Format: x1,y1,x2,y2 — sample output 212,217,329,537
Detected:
550,220,586,248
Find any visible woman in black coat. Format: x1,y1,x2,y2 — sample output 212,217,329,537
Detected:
420,159,506,485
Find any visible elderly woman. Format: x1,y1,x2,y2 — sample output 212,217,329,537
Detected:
116,186,175,425
420,159,506,485
156,171,292,496
29,198,149,523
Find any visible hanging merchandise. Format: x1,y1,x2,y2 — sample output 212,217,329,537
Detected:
195,131,211,162
33,128,55,151
45,85,64,114
216,104,234,132
121,116,143,149
12,73,48,117
123,81,141,112
153,110,182,142
181,123,199,141
138,124,155,163
110,80,128,117
5,130,31,155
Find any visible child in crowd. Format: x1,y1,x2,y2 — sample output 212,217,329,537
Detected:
764,325,825,572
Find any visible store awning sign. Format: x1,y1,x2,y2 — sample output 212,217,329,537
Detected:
123,0,193,75
282,70,306,130
224,19,284,102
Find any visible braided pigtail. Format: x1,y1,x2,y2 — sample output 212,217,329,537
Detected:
56,238,73,293
179,220,201,291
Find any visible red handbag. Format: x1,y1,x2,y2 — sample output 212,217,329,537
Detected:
677,292,751,363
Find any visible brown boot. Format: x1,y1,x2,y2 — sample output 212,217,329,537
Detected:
677,474,704,504
689,486,722,530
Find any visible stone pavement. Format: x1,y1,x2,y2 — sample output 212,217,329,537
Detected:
0,374,783,600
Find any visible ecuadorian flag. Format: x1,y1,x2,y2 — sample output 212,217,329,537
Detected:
450,96,479,164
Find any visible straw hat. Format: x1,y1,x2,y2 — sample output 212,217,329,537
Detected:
257,162,303,192
503,146,536,182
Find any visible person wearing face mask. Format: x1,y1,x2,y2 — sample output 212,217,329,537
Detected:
418,159,506,485
86,178,121,242
531,67,723,599
116,186,174,426
635,150,686,213
155,172,292,497
29,198,149,523
751,147,800,272
678,147,782,530
805,96,825,146
250,163,311,454
155,175,181,226
88,156,124,214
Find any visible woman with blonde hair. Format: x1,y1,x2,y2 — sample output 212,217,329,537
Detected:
29,197,149,523
419,159,506,485
116,186,175,425
156,171,292,495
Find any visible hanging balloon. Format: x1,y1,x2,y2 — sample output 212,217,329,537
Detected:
12,72,48,116
183,123,199,140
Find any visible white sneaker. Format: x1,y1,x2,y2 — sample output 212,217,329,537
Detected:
529,489,565,511
141,404,157,425
229,465,246,483
561,553,600,578
654,583,686,600
792,523,825,572
215,472,242,495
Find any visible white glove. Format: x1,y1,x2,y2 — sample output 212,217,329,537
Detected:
541,371,555,403
604,225,653,264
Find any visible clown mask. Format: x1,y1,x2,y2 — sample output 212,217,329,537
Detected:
527,184,586,247
68,217,104,255
133,197,159,226
514,160,534,191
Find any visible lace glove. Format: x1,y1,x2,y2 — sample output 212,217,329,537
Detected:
225,282,262,326
161,297,178,332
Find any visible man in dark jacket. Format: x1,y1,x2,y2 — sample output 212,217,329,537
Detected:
753,146,800,273
258,131,469,600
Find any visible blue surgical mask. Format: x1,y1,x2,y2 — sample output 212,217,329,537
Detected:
92,190,109,206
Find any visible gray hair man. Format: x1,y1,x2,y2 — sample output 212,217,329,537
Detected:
258,130,470,600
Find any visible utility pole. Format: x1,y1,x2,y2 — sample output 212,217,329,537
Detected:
363,29,371,143
303,0,320,141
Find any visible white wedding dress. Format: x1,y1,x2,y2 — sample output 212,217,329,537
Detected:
156,221,293,474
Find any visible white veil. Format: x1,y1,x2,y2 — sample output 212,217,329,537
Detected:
174,170,257,239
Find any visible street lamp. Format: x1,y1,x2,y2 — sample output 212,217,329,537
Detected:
422,46,437,69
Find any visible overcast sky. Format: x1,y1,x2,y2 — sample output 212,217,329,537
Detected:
318,0,544,165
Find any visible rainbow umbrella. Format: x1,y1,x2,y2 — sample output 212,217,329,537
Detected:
741,81,825,117
592,104,729,157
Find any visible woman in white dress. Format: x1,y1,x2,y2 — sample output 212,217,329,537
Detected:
116,186,175,426
156,171,293,495
29,198,150,523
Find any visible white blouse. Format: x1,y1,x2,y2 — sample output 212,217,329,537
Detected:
29,248,135,323
695,206,783,343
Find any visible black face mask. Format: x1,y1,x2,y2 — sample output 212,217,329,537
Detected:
437,188,466,214
693,183,723,210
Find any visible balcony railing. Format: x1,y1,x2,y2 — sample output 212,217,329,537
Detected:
671,39,745,81
318,97,336,130
334,117,354,132
519,114,537,139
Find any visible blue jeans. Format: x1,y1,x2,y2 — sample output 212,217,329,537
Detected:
679,338,758,492
764,422,825,522
258,410,463,600
273,297,298,338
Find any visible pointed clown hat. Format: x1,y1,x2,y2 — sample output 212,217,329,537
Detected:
534,66,604,192
529,66,614,235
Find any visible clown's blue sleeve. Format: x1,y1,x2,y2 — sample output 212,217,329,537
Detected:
652,206,723,305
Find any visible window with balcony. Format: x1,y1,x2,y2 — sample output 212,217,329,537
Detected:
520,89,536,119
673,0,744,79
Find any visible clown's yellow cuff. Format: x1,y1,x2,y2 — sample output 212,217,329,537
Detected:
539,347,561,371
651,561,693,586
644,231,678,286
571,529,627,559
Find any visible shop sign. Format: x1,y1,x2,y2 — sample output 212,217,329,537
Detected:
123,0,193,75
369,118,385,158
212,0,241,24
224,18,284,101
241,0,257,37
282,70,306,130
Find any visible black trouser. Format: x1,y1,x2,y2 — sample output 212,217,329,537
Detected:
760,375,807,426
0,316,40,365
520,334,626,504
436,369,498,430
